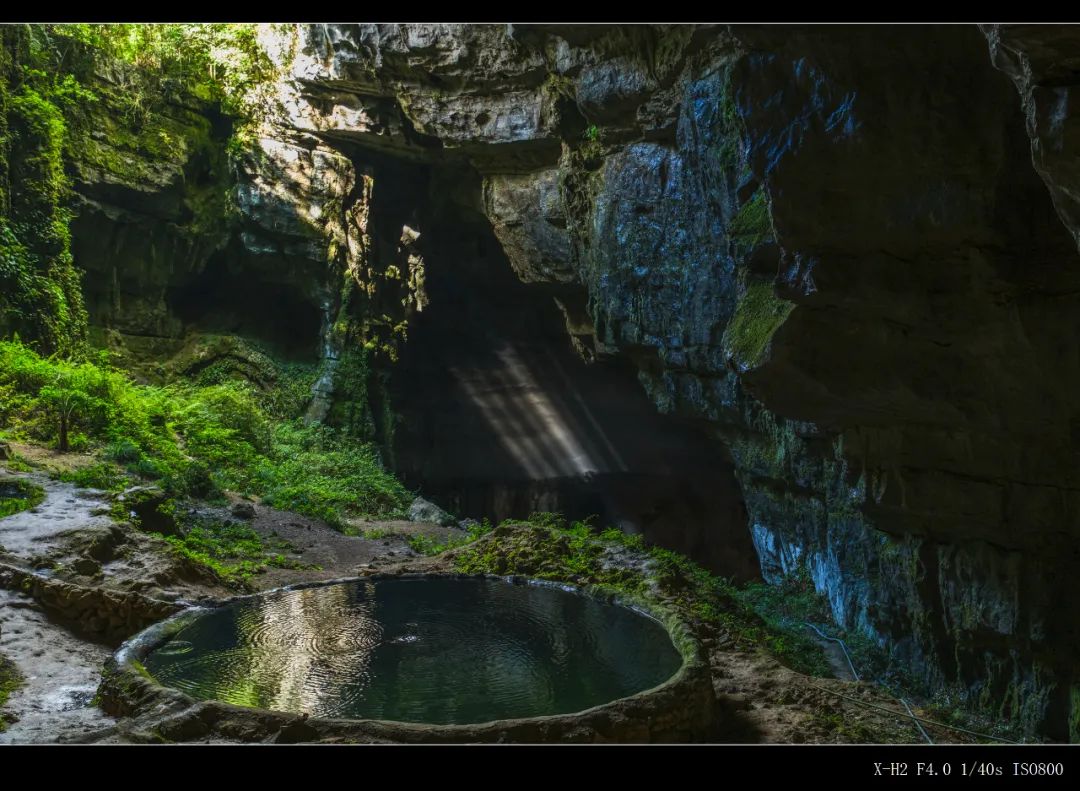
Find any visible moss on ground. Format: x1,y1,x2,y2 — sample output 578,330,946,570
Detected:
406,520,492,556
160,515,319,590
0,478,45,518
0,655,23,732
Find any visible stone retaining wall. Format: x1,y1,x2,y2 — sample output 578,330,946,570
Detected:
0,562,182,644
98,572,719,743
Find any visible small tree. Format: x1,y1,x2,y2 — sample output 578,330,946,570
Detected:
37,368,108,452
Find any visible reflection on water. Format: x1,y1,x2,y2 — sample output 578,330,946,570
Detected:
144,578,682,724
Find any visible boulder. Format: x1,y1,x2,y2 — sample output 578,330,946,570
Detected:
407,497,457,527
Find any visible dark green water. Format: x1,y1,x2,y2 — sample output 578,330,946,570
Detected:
143,577,682,724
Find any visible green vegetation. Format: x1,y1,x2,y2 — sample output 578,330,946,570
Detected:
44,24,275,121
0,478,45,518
58,461,128,491
452,512,831,677
0,452,32,473
722,279,795,370
257,421,410,527
1,24,279,354
728,189,772,251
0,27,89,354
407,520,493,556
735,569,833,677
711,62,753,182
162,517,315,588
0,339,411,525
0,655,23,733
359,527,395,540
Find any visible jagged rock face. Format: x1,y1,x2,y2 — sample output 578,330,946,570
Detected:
273,23,1080,739
67,59,361,368
984,25,1080,254
53,23,1080,739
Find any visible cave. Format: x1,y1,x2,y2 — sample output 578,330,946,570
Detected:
6,22,1080,750
388,163,757,581
167,247,324,362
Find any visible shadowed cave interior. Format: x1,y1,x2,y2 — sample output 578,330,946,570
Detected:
387,164,757,582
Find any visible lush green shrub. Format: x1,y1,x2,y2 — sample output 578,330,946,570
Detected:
0,339,412,522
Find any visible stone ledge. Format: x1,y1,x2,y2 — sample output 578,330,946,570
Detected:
0,562,183,645
98,571,719,743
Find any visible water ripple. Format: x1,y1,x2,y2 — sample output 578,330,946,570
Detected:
144,577,680,724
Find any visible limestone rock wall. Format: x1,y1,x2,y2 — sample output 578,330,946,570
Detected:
53,23,1080,739
270,23,1080,739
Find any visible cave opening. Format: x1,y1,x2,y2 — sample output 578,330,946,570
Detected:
167,245,323,362
385,161,759,582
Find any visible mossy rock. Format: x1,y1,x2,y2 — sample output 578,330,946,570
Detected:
722,279,795,370
0,478,46,518
0,654,24,732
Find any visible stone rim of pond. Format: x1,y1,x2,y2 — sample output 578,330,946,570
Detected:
98,571,718,743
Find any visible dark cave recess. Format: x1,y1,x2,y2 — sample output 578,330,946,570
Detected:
389,171,757,581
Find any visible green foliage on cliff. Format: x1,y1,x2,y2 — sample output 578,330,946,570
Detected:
729,188,772,251
0,24,281,355
43,24,272,118
0,340,411,524
0,27,89,354
722,279,795,370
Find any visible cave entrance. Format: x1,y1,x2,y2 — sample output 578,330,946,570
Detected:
388,165,759,582
168,245,323,362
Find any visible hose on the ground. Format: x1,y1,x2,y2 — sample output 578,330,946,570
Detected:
803,682,1023,744
799,622,933,743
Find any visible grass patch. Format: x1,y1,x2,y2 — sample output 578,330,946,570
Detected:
163,516,318,589
1,452,34,473
0,656,24,733
407,520,493,556
255,421,410,528
56,461,129,492
734,569,834,677
0,478,45,518
358,527,396,540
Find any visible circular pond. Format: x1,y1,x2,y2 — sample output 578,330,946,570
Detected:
142,577,683,724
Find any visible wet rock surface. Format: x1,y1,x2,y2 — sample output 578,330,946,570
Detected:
0,588,118,744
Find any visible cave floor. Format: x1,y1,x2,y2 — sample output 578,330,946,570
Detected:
0,453,983,744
